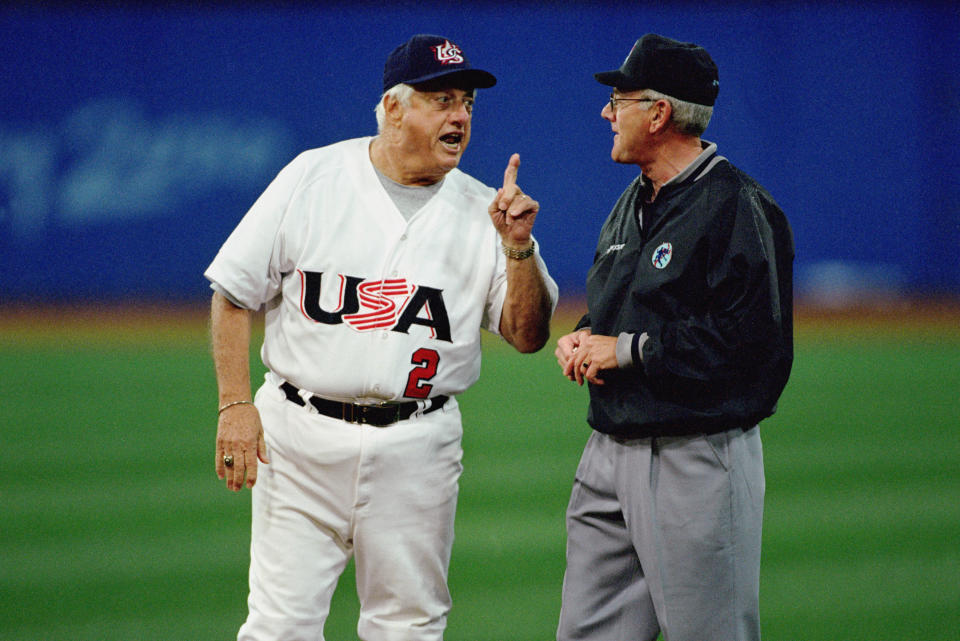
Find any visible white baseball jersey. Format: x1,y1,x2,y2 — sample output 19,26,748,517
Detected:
205,136,558,403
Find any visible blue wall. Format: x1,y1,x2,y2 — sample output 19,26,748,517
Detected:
1,1,958,304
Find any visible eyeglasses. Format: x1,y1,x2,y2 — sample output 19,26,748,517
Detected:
608,94,655,111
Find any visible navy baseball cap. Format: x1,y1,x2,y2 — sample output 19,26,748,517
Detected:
383,34,497,94
595,34,719,106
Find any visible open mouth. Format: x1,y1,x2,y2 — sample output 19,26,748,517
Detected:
439,132,463,151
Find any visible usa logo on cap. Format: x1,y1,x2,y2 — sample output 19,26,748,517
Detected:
432,40,464,65
652,242,672,269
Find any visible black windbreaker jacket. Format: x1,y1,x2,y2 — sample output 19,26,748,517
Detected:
577,148,794,438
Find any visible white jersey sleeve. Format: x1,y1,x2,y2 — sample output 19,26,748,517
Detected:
205,152,311,310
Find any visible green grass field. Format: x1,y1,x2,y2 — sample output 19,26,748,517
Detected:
2,308,958,640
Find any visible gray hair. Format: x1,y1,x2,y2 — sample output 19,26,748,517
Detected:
375,83,417,133
641,89,713,137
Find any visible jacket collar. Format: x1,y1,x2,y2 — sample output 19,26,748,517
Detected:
640,140,720,198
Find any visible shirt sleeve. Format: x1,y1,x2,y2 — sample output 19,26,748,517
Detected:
208,280,250,310
204,155,306,310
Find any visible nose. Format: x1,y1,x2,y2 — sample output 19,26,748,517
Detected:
449,100,471,122
601,101,615,122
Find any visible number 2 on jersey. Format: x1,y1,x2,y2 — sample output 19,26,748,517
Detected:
404,348,440,399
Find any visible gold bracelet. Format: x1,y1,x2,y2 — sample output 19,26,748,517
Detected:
502,239,536,260
218,400,255,415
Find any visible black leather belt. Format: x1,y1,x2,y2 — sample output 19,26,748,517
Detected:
280,381,448,427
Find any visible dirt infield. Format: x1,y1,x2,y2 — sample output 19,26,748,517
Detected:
0,303,214,344
789,298,960,338
1,297,958,343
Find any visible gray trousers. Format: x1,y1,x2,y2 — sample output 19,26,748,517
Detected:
557,427,764,641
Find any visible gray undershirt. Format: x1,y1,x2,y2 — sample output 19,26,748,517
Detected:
373,166,443,221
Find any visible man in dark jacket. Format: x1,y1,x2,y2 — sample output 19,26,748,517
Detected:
555,34,793,641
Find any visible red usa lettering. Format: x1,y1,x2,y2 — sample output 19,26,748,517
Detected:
343,278,416,331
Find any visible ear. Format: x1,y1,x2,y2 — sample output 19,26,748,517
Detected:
383,93,405,127
648,100,672,135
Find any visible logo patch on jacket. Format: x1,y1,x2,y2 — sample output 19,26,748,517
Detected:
652,243,673,269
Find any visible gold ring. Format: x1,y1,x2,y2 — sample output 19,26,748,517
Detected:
223,455,234,468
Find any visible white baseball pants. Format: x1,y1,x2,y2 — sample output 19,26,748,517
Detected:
237,378,463,641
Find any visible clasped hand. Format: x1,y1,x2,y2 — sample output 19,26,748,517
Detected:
555,329,619,385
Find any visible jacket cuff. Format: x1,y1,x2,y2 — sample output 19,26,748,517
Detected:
616,332,649,367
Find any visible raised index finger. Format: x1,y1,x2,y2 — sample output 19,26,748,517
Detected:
502,153,520,191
